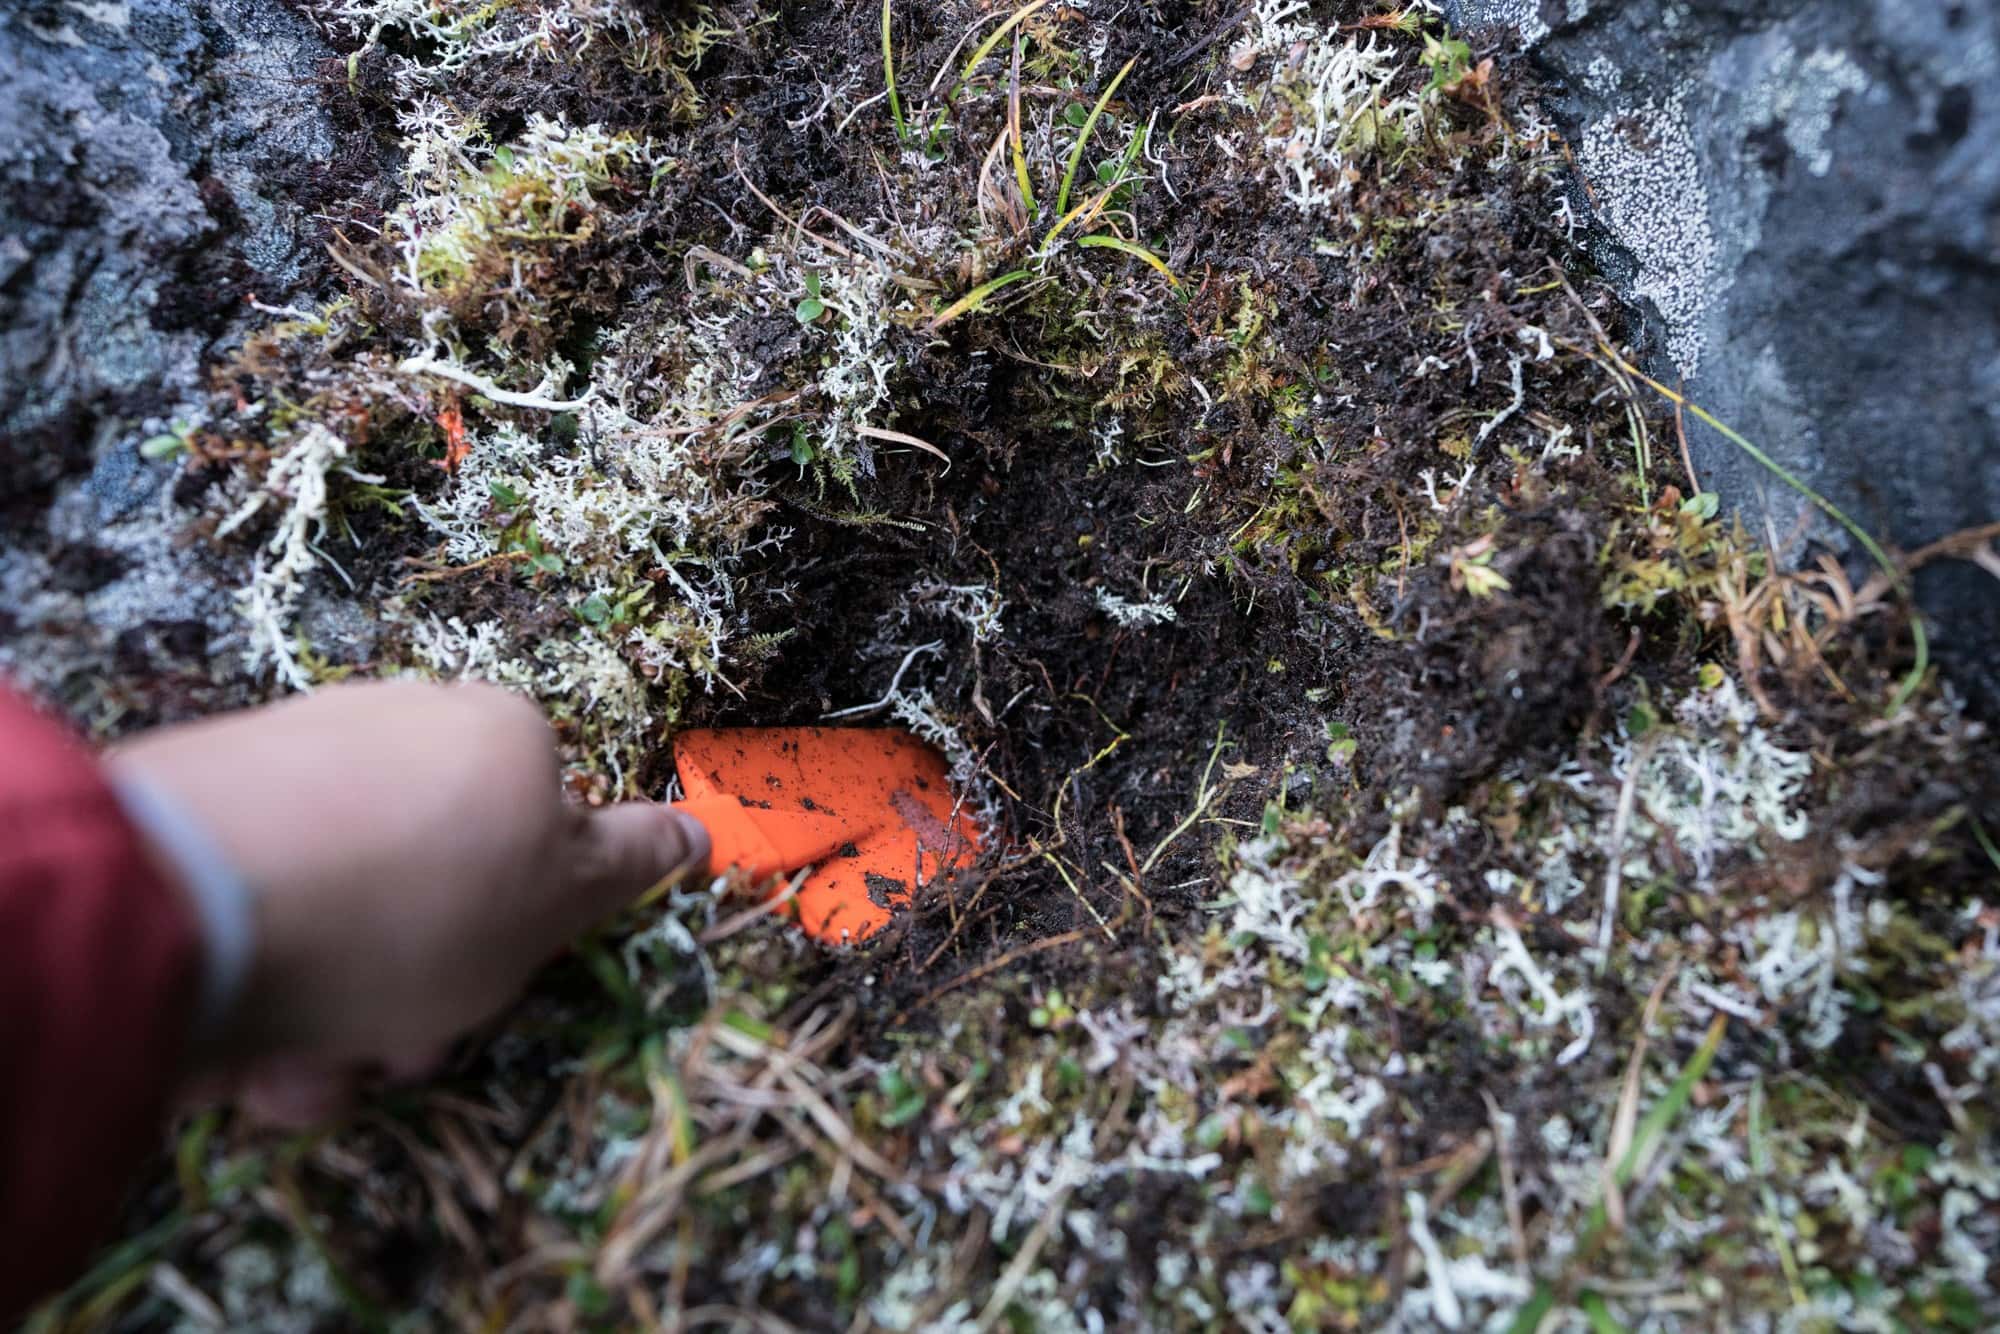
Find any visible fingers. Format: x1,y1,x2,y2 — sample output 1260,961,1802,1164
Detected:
237,1059,357,1130
551,804,712,927
125,677,704,1113
203,1042,451,1131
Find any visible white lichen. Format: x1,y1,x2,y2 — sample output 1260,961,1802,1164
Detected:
1575,88,1718,375
216,422,360,690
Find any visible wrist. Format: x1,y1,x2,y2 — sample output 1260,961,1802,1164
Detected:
107,773,258,1055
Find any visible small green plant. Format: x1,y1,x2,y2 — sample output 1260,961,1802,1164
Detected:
874,1065,928,1128
140,420,197,461
795,270,826,323
1028,987,1075,1029
1607,349,1930,712
788,423,815,468
1356,9,1427,37
928,49,1178,325
1447,534,1509,597
1418,31,1474,94
505,524,563,576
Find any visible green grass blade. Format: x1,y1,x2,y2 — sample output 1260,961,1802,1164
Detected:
1075,233,1180,287
1971,812,2000,874
1057,55,1137,217
926,269,1033,330
1041,185,1112,249
1579,1291,1630,1334
882,0,906,143
1507,1015,1727,1332
1113,112,1152,184
1505,1284,1557,1334
1010,32,1036,218
1589,1012,1727,1231
924,0,1049,158
1622,1011,1727,1185
955,0,1049,100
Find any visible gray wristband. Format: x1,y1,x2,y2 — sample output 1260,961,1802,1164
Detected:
111,774,256,1039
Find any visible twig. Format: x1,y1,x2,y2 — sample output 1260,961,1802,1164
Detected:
1142,721,1228,875
1482,1091,1530,1279
732,146,857,260
971,1185,1071,1334
1596,733,1656,962
1110,806,1155,926
1040,849,1115,941
895,924,1098,1025
919,843,1057,970
1674,376,1700,494
395,354,590,412
699,867,809,943
1603,969,1676,1231
823,641,944,719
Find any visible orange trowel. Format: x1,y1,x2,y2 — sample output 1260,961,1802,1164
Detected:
671,727,981,944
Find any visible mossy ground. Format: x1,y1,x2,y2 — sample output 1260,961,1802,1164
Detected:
21,1,2000,1330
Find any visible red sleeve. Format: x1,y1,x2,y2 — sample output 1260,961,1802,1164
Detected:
0,683,201,1319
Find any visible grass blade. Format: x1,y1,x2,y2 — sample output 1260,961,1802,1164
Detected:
925,269,1033,331
1971,813,2000,873
954,0,1048,101
925,0,1049,157
857,424,952,470
1056,56,1137,217
1613,1011,1725,1194
1075,233,1180,287
1578,1291,1629,1334
1041,183,1116,249
1009,32,1036,218
1505,1284,1557,1334
1507,1014,1728,1332
882,0,905,143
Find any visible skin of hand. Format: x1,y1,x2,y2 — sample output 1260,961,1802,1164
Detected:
106,680,708,1126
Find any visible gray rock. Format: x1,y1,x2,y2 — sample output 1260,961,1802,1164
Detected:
1450,0,2000,705
0,0,384,713
1,0,344,490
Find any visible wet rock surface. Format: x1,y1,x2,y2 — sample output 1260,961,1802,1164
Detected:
0,0,388,710
1450,0,2000,704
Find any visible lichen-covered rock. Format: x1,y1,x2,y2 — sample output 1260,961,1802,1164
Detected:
0,0,387,712
1450,0,2000,703
0,0,355,485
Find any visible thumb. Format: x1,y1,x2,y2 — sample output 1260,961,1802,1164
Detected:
556,804,712,925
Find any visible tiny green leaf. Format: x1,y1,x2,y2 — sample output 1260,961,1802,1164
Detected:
1681,490,1720,520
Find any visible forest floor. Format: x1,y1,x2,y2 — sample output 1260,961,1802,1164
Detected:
15,0,2000,1330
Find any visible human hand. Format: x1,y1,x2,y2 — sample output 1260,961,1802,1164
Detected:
106,680,707,1126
